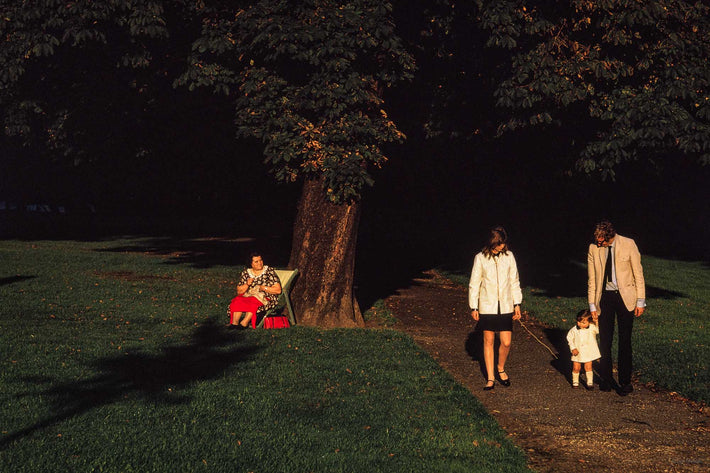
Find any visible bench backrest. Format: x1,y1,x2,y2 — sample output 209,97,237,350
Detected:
275,269,298,292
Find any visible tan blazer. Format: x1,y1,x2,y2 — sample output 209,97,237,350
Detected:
587,234,645,313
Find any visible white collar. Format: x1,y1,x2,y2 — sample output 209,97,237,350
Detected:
248,265,269,278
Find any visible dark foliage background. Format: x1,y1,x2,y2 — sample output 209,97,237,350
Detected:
1,1,707,309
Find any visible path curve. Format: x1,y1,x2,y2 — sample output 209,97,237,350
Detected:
374,270,708,473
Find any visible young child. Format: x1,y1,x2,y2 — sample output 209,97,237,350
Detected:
566,310,601,389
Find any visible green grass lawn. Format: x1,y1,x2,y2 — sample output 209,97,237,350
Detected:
446,256,709,404
0,239,531,472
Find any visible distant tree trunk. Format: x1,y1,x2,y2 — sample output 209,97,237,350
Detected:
288,176,364,328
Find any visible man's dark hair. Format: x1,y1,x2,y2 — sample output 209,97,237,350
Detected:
593,220,616,243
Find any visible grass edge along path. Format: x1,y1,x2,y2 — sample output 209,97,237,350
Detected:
0,239,531,472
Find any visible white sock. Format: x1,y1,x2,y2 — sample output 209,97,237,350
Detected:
572,372,580,386
586,371,594,386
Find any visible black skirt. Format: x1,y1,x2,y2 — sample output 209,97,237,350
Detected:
477,312,514,332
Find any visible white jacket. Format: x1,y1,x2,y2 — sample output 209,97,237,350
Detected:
468,251,522,314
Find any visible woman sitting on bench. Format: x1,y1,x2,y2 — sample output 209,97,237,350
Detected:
229,252,282,329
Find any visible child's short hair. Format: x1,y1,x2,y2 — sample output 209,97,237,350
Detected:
576,309,592,323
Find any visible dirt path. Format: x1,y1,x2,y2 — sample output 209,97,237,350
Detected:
368,270,709,473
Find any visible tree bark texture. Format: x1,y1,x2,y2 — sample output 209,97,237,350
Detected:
288,177,364,328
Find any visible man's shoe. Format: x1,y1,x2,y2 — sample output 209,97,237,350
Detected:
599,382,613,392
620,384,633,394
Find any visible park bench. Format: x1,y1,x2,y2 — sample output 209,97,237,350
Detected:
256,268,299,328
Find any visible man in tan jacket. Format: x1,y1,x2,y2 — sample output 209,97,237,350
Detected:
588,220,646,395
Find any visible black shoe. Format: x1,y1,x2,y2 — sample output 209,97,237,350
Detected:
599,382,612,392
227,324,239,330
496,371,511,387
483,380,495,391
620,384,633,395
584,384,595,391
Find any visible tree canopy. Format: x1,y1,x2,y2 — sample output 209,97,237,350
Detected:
176,0,415,203
477,0,710,178
0,1,171,156
3,1,709,324
2,1,414,204
2,0,417,327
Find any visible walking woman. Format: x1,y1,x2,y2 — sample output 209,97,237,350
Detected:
468,226,523,390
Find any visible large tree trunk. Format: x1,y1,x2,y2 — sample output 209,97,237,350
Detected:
288,176,364,328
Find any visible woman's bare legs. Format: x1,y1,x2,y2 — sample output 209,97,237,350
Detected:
497,330,512,380
240,312,253,328
482,330,496,387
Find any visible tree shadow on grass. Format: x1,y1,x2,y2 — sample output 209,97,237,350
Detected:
0,275,35,286
94,234,430,315
0,318,258,448
646,285,686,299
97,235,292,269
527,263,688,300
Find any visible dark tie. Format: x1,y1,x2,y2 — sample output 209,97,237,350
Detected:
604,247,612,285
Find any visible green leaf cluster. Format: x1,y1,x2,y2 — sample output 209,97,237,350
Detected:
478,0,710,177
0,0,171,160
1,1,168,88
176,0,416,203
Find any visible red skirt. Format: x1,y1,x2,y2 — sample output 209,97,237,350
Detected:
229,295,264,328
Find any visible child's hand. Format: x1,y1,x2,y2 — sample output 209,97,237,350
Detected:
571,349,579,356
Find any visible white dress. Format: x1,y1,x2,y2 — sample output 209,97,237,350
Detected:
566,324,601,363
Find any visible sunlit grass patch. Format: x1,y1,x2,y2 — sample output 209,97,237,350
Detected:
0,239,530,472
364,299,398,326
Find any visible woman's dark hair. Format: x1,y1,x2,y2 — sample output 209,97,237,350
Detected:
247,251,263,266
593,220,616,243
482,226,509,257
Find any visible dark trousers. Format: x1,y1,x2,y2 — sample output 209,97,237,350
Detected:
598,290,635,386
